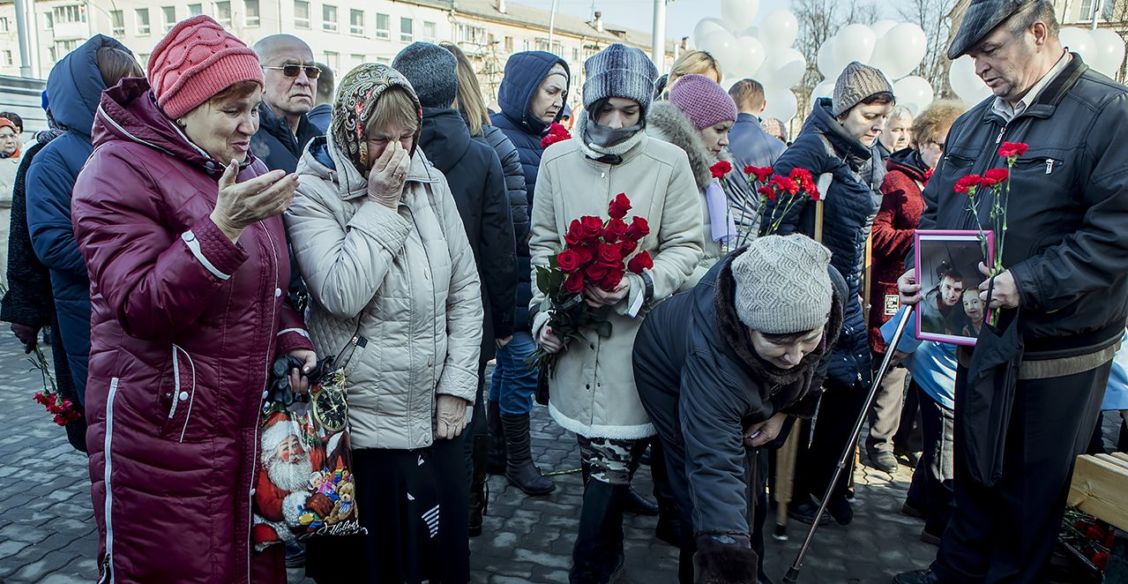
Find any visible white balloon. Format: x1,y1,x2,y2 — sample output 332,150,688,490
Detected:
811,80,836,100
700,28,740,70
893,75,934,116
729,36,767,78
1059,27,1094,60
759,9,799,48
879,23,928,79
693,18,729,50
763,87,798,122
837,24,877,66
817,36,841,78
768,47,807,88
870,20,898,38
948,55,992,104
1088,28,1126,76
720,0,760,32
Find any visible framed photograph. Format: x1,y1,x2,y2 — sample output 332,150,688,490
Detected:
914,230,995,346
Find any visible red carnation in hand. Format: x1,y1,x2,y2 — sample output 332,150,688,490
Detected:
758,185,778,201
626,216,650,241
997,141,1028,159
745,165,774,183
710,160,733,179
597,242,623,264
541,122,572,149
562,271,585,294
603,218,628,243
769,176,799,196
981,167,1009,187
556,249,582,273
628,250,654,274
608,193,632,220
954,174,982,195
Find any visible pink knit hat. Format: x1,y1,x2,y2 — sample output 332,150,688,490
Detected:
147,15,264,119
669,74,738,131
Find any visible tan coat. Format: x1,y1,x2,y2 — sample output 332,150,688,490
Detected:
286,137,483,451
529,111,704,439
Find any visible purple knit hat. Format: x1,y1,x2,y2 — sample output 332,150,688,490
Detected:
669,74,738,130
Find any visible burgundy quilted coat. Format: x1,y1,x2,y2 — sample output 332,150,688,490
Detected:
71,78,314,583
867,151,928,353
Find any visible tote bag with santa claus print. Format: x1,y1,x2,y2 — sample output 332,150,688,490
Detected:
252,355,368,550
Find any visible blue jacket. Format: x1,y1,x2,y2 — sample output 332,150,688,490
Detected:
490,51,569,330
764,98,881,388
307,103,331,134
728,112,785,169
26,35,131,404
251,102,320,174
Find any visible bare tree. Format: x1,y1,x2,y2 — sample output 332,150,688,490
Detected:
898,0,960,96
791,0,879,128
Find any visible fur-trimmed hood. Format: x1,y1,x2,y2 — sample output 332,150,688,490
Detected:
645,100,725,191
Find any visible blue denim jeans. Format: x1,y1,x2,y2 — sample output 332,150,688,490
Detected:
489,331,538,415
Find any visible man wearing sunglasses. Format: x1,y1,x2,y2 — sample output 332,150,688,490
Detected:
251,34,322,175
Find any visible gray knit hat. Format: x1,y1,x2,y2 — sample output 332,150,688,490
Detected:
732,235,834,334
582,44,659,117
392,42,457,108
831,61,894,117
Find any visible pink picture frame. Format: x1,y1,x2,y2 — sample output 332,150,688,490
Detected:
913,229,996,347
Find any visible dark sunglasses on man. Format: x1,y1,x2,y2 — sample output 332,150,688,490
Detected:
263,64,321,79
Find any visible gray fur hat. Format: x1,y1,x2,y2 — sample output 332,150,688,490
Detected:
582,44,659,117
732,235,834,334
392,42,457,108
832,61,893,117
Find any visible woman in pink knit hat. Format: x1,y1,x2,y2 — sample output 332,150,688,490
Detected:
71,15,315,583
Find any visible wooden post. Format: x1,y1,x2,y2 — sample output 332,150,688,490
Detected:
774,420,802,538
813,200,825,243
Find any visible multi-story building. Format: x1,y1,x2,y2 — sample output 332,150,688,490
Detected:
0,0,675,107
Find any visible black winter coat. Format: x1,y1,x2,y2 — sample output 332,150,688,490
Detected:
250,103,321,174
2,140,54,328
765,98,880,388
633,252,845,542
490,51,569,330
474,124,529,265
419,107,516,361
921,54,1128,352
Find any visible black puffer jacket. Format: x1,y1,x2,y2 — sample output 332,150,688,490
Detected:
921,54,1128,353
764,98,880,388
474,124,528,263
250,103,321,174
633,252,846,542
419,107,516,361
2,140,54,328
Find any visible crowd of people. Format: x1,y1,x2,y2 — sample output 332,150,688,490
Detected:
2,1,1128,583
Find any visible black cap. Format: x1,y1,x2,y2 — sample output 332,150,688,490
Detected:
948,0,1032,60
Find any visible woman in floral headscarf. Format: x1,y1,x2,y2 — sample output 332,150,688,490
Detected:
285,63,483,583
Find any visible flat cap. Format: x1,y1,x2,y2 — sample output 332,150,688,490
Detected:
948,0,1032,60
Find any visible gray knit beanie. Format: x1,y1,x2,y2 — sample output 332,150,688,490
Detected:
582,44,658,117
732,235,834,334
392,42,457,108
831,61,894,117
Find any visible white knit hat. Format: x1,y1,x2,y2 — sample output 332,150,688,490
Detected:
732,235,834,334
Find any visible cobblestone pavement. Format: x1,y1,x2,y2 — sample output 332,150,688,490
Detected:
1,334,1112,583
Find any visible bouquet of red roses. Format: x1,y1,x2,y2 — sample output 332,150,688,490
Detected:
531,193,652,374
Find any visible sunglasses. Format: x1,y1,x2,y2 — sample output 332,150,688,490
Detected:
263,64,321,79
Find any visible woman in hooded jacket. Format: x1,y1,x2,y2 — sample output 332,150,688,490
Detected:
71,16,315,583
530,43,703,583
285,63,482,584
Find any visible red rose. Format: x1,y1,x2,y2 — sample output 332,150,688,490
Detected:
745,165,774,183
565,219,585,247
579,216,604,242
710,160,733,179
608,193,632,220
981,167,1009,186
573,245,595,266
597,242,623,264
600,267,626,291
619,239,637,256
541,122,572,149
556,249,582,272
626,216,650,241
758,185,778,201
628,250,654,274
770,176,799,196
997,141,1028,159
603,218,628,243
954,174,982,195
585,262,612,281
562,271,585,294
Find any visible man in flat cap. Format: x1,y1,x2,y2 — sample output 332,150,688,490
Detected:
894,1,1128,583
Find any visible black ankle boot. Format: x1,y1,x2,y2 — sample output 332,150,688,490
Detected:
468,433,489,537
624,487,659,516
501,413,555,496
571,481,627,584
487,400,506,475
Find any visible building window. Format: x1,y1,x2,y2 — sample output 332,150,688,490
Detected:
456,23,486,45
53,5,87,24
215,1,231,26
375,13,390,40
110,10,125,35
2,50,13,66
504,36,514,52
43,12,53,30
351,53,365,67
162,6,176,33
188,4,203,16
376,56,390,65
1079,0,1117,20
322,4,337,32
400,17,412,43
423,21,436,40
244,0,260,26
349,9,364,36
0,17,9,32
48,47,57,63
573,47,580,62
136,8,150,35
54,39,80,57
324,50,339,71
522,39,530,51
293,0,309,28
138,53,150,68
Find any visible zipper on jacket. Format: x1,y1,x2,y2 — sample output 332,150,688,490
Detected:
101,377,121,584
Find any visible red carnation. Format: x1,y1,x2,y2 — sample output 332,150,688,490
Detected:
626,216,650,241
745,165,774,183
997,141,1028,159
562,271,585,294
809,187,822,202
608,193,632,220
628,250,654,274
770,176,799,196
556,249,582,273
954,174,982,195
758,185,778,201
597,242,623,264
981,167,1009,187
710,160,732,179
603,218,628,243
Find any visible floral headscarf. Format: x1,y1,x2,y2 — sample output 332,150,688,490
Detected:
330,63,423,175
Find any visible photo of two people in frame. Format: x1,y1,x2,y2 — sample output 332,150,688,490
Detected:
914,230,995,347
